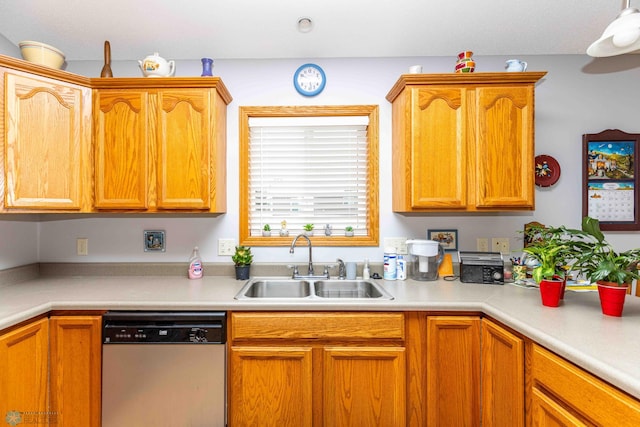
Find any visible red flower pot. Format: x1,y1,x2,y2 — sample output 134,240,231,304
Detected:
597,282,628,317
539,279,564,307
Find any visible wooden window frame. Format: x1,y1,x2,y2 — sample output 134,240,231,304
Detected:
239,105,379,247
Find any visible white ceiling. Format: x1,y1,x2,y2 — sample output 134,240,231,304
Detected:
0,0,623,61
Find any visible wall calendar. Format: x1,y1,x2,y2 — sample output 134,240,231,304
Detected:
582,129,640,231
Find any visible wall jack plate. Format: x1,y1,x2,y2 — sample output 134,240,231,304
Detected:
492,238,510,254
76,238,88,256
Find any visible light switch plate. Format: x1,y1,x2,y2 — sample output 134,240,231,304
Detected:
218,238,236,256
477,238,489,252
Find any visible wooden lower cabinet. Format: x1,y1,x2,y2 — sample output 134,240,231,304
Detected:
0,318,49,426
407,315,524,426
0,315,101,427
527,343,640,426
228,312,406,427
230,346,313,427
50,315,102,427
481,318,525,426
426,316,481,426
323,347,406,426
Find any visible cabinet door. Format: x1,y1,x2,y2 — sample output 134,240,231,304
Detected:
156,89,211,209
323,346,406,427
481,319,524,427
410,87,468,208
529,343,640,426
530,387,586,427
426,316,480,426
4,72,89,210
229,346,313,427
0,318,49,426
94,89,149,209
474,86,534,208
50,316,102,427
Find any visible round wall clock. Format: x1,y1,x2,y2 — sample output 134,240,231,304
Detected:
293,63,326,96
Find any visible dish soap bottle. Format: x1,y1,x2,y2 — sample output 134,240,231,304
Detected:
363,258,371,280
188,246,203,279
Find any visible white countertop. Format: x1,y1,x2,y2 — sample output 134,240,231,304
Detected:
1,273,639,399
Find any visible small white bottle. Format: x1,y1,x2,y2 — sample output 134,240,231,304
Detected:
188,246,203,279
397,255,407,280
363,258,371,280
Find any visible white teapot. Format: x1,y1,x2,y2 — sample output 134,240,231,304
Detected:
138,52,176,77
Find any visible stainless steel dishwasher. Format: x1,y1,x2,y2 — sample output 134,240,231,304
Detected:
102,311,227,427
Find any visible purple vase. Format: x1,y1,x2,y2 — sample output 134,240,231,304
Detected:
201,58,214,76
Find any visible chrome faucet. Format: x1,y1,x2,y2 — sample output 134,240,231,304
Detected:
336,258,346,279
289,234,314,276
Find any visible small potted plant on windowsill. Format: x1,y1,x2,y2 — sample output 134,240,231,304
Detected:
262,224,271,237
344,226,354,237
232,245,253,280
522,224,575,307
303,223,314,236
573,216,640,317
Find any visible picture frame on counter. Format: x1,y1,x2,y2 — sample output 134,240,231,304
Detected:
427,229,458,251
582,129,640,231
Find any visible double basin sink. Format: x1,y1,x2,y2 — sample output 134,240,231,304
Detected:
235,278,394,300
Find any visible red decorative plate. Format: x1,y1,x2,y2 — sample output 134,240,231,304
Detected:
535,155,561,187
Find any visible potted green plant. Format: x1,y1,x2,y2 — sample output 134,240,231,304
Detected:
262,224,271,237
573,216,640,316
303,223,314,236
344,226,354,237
522,224,575,307
232,245,253,280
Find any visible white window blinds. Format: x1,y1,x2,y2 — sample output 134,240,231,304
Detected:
248,116,370,236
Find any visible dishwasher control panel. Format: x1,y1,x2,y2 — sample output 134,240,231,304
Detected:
103,311,226,344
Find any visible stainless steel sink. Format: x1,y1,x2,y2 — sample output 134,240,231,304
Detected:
313,280,393,299
234,278,393,300
235,279,311,299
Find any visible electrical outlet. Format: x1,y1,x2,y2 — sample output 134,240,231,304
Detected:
476,238,489,252
492,238,510,254
384,237,408,254
218,238,236,256
76,238,88,256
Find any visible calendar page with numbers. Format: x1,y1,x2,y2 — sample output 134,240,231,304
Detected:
587,182,635,222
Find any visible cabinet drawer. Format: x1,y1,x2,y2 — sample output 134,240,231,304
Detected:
231,312,404,341
531,344,640,425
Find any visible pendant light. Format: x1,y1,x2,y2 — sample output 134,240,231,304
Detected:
587,0,640,57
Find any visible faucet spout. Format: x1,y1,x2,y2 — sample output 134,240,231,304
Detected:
290,234,314,276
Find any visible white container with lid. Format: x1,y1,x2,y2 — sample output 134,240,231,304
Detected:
383,247,397,280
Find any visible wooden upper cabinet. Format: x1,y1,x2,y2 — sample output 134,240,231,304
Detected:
475,86,535,208
156,89,211,209
386,72,546,212
92,79,231,212
1,69,92,212
94,90,149,209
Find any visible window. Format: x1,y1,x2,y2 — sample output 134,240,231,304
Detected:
239,105,379,246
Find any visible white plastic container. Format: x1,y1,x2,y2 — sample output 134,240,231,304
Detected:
397,255,407,280
188,246,203,279
383,247,397,280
